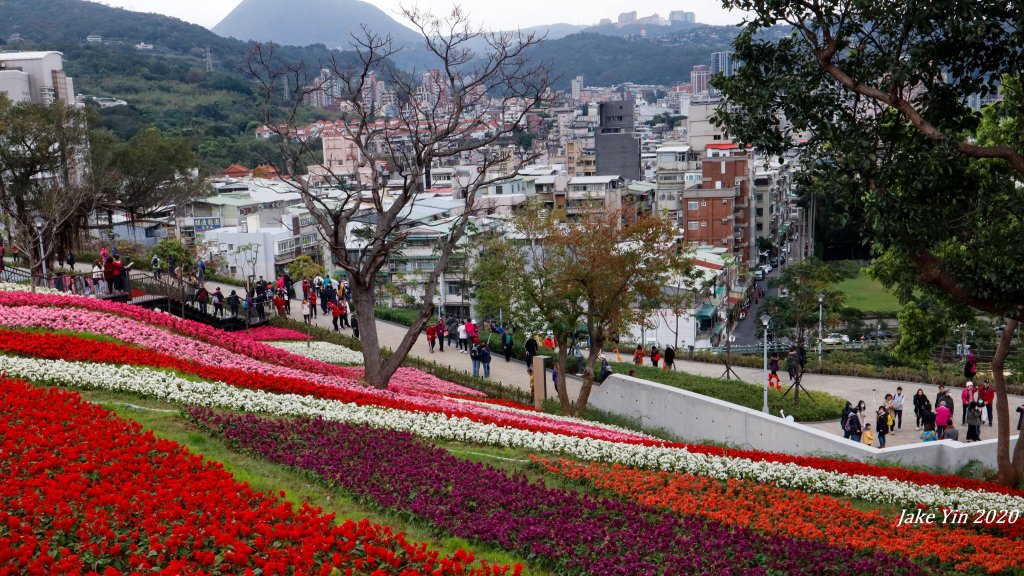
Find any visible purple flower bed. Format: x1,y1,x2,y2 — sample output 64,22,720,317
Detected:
187,408,936,576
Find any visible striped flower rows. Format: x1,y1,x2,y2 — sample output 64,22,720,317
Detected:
2,353,1020,513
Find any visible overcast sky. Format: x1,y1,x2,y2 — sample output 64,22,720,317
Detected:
96,1,746,30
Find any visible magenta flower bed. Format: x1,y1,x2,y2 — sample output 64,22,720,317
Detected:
188,408,935,576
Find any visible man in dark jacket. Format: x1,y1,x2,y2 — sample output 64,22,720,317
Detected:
524,334,539,373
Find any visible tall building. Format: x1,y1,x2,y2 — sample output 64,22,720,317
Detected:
618,11,637,24
0,51,74,104
690,65,710,96
595,100,641,181
710,51,735,78
571,76,583,102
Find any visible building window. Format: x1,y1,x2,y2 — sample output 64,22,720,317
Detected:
701,221,708,227
687,221,699,230
687,201,699,210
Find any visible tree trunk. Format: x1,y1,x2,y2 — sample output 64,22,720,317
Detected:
574,340,602,417
350,277,435,390
992,318,1021,487
555,335,571,415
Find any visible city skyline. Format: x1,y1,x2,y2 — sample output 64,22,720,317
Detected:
97,0,747,31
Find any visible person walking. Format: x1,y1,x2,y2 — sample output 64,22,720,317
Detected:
196,284,210,315
632,344,644,365
426,323,437,353
502,329,514,362
966,401,983,442
470,340,481,377
479,342,492,378
961,382,976,425
649,345,661,368
91,260,104,296
227,290,240,317
328,299,343,332
786,346,799,382
151,254,161,280
458,321,469,353
846,407,862,442
465,319,478,343
768,352,781,389
979,380,995,426
892,387,906,431
435,318,446,352
447,316,459,349
212,287,225,318
524,333,538,372
913,388,931,431
664,345,675,371
309,290,318,319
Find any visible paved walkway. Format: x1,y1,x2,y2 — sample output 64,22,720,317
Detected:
132,274,1024,450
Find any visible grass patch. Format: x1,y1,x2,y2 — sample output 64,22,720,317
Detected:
374,307,422,327
836,269,901,315
615,363,846,422
72,387,552,576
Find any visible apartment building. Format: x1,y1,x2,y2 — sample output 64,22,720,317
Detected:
680,144,754,264
595,100,641,181
654,143,702,222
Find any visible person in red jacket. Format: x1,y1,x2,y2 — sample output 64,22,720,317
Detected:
979,380,996,426
328,300,343,332
425,323,437,353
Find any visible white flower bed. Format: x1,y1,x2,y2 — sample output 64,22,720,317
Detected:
264,340,364,365
0,283,64,295
3,354,1021,513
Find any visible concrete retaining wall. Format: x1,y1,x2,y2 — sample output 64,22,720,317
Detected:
588,374,1016,474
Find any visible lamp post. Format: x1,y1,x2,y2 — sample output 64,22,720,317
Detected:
817,292,824,370
760,313,770,414
33,217,46,286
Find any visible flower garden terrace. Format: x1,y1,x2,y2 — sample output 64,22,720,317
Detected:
0,284,1022,575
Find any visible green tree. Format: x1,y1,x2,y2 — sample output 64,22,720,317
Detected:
763,259,845,342
714,1,1024,486
286,255,324,282
0,96,95,284
150,239,192,271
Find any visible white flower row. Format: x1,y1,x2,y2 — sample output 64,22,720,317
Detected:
4,353,1021,513
0,283,63,295
447,396,659,440
264,340,364,365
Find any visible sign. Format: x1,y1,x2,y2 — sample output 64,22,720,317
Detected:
193,217,222,232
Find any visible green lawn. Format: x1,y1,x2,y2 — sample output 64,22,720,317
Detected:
836,269,901,314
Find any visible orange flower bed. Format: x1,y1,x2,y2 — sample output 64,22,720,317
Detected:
537,458,1022,574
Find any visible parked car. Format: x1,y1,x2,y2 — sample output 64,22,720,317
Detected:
821,333,850,345
864,330,895,341
753,268,766,281
779,288,790,298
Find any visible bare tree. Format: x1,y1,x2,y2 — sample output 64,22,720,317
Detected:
246,7,552,388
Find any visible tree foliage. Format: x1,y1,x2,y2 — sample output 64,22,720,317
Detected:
714,0,1024,486
763,259,844,341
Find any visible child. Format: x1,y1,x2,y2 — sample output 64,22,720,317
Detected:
920,428,938,442
301,298,311,325
860,423,876,447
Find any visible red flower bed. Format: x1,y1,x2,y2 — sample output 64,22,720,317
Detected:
0,379,519,576
445,394,538,411
538,458,1022,573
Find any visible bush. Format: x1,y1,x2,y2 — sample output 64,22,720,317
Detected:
374,307,422,327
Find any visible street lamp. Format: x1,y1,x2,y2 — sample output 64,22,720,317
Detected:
33,217,46,284
817,292,824,370
760,313,771,414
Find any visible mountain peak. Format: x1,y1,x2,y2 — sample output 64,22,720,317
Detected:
212,0,421,49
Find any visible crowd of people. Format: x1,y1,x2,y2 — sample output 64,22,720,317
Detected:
421,317,519,380
839,378,1021,448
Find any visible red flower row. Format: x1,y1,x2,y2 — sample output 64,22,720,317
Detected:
0,379,519,576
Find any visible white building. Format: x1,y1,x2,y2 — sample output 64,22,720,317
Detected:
0,51,75,104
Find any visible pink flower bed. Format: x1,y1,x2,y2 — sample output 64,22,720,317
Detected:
0,301,650,443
